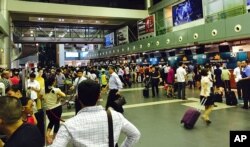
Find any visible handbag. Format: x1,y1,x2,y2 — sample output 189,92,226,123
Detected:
114,95,126,106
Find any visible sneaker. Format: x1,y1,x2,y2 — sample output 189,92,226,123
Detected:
206,120,212,126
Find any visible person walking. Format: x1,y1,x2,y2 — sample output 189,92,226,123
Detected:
43,76,66,145
105,66,124,113
200,69,214,125
70,69,87,114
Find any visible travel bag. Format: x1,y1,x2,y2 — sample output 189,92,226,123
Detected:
181,98,207,129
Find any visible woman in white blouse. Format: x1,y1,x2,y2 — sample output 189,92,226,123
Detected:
200,68,214,125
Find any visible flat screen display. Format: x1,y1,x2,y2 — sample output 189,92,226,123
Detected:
104,32,114,48
247,0,250,5
219,45,230,52
172,0,203,26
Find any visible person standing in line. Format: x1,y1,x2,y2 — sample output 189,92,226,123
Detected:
221,66,231,93
50,79,140,147
241,60,250,78
105,66,123,113
233,61,243,100
150,66,160,97
176,62,187,100
238,76,250,109
214,64,223,88
200,69,213,125
70,69,87,114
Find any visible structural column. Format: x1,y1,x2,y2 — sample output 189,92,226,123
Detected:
145,0,153,9
56,44,65,67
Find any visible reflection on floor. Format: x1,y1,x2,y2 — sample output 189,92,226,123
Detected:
57,84,250,147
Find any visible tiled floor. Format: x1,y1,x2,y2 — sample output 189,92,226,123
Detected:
60,84,250,147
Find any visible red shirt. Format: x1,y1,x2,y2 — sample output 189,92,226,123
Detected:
10,76,20,85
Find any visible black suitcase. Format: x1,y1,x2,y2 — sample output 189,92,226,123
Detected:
143,88,149,98
214,93,223,102
225,91,237,105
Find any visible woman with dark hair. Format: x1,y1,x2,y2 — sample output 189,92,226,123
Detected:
43,76,66,145
200,68,214,125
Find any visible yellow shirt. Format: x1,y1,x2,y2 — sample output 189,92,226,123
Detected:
35,76,45,110
101,74,107,85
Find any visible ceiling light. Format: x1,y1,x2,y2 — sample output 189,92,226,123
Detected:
95,20,100,23
30,30,34,33
38,17,44,21
59,18,64,22
30,34,34,37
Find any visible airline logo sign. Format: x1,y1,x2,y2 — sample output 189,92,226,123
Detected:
137,15,156,40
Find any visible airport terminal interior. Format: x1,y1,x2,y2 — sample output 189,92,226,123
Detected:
1,0,250,147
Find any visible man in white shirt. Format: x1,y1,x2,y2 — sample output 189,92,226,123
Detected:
70,69,87,114
50,79,140,147
105,66,124,113
176,62,187,100
233,61,242,100
27,72,40,112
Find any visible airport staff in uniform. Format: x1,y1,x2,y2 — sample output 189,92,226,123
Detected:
105,66,123,113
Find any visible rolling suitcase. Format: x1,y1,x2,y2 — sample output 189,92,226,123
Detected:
181,98,207,129
143,88,149,98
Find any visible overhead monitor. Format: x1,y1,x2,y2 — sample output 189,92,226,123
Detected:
184,50,192,56
172,0,203,26
169,51,176,56
196,45,205,54
219,45,230,52
160,52,167,57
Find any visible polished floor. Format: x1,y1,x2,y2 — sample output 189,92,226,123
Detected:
60,83,250,147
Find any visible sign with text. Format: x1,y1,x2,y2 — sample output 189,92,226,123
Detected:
230,131,250,147
117,26,129,45
137,15,156,40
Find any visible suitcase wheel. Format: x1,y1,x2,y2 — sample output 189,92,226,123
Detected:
184,124,193,129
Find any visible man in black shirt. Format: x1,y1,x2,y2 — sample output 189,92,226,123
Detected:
0,96,44,147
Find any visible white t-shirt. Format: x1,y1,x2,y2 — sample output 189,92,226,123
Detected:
176,66,187,82
125,67,130,75
118,68,124,76
200,76,210,97
233,67,242,82
27,79,40,100
44,87,62,110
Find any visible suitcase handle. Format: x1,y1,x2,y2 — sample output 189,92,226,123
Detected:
197,97,207,112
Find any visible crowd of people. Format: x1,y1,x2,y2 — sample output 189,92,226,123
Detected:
1,59,250,146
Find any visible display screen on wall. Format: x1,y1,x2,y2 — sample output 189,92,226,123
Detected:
104,32,114,48
117,26,129,45
172,0,203,26
247,0,250,5
65,52,79,58
137,15,156,40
